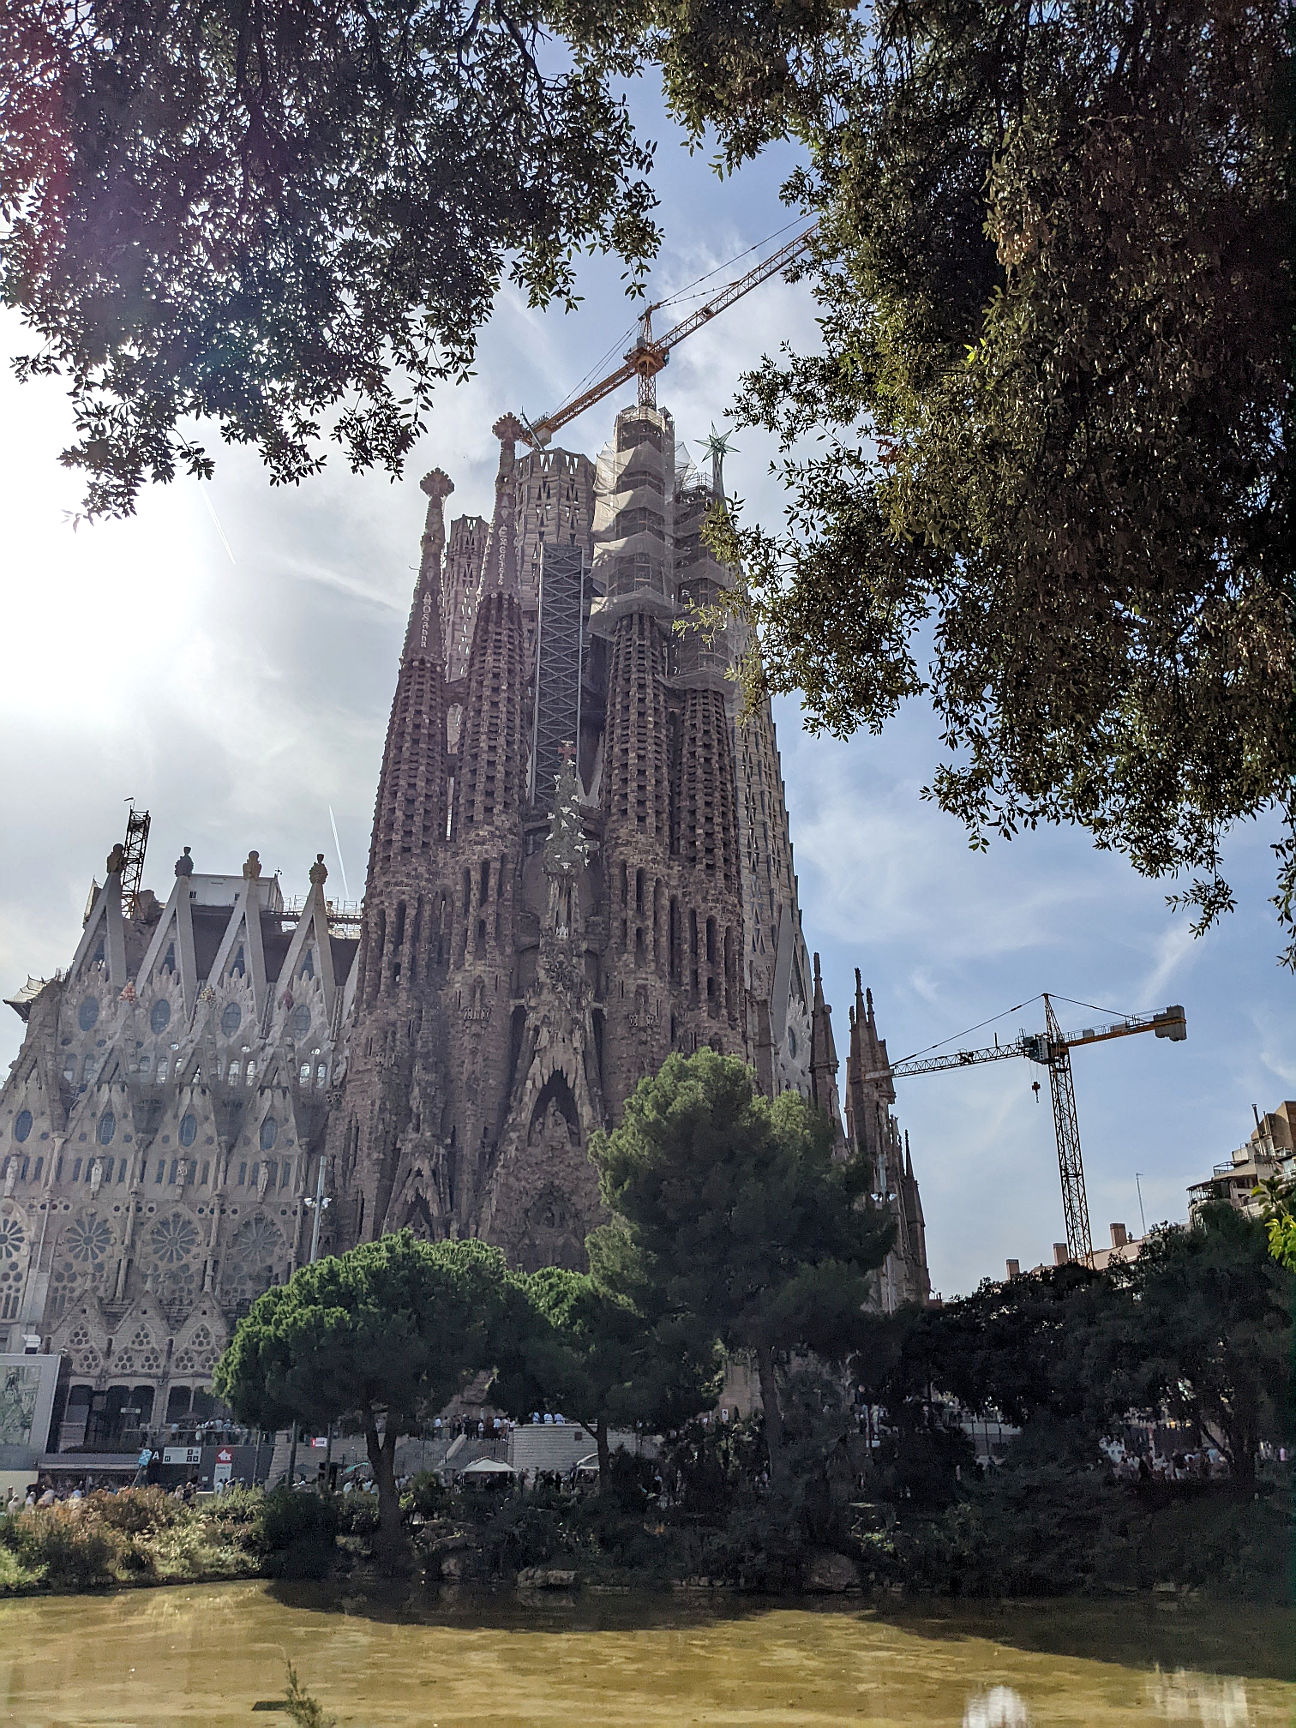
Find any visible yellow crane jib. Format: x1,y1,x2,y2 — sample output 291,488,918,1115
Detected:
519,224,819,448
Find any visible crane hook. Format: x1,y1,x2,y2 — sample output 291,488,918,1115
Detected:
1032,1080,1041,1102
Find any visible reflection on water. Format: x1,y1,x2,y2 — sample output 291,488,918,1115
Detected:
1151,1670,1252,1728
0,1582,1290,1728
964,1687,1032,1727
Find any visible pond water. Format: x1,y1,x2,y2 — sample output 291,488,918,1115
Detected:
0,1581,1290,1727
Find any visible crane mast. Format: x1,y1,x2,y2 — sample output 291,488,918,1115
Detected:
521,225,818,448
1044,996,1091,1272
871,997,1187,1264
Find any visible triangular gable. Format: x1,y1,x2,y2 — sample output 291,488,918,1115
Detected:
206,882,270,1021
276,880,339,1025
136,877,200,1017
66,872,127,989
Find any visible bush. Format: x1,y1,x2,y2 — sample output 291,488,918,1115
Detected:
0,1506,121,1592
335,1490,380,1538
699,1500,808,1592
476,1496,576,1574
254,1489,340,1579
202,1485,265,1543
87,1486,185,1537
405,1472,449,1519
0,1542,33,1592
881,1458,1291,1604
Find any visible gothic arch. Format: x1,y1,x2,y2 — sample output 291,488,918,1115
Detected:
527,1070,580,1146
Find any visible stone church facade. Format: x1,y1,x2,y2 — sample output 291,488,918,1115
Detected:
0,399,928,1448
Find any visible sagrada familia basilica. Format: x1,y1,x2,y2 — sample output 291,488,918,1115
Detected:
0,399,928,1445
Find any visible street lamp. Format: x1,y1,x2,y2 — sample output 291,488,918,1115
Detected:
303,1158,332,1264
288,1157,332,1491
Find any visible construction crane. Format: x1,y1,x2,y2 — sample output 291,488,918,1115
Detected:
870,996,1188,1265
520,225,818,449
118,803,151,917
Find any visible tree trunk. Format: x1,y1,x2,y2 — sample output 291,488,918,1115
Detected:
596,1415,611,1496
365,1411,410,1572
755,1344,788,1496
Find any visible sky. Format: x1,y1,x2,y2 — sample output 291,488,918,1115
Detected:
1,83,1292,1300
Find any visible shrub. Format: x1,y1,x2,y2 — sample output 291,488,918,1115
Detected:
0,1506,121,1592
405,1472,449,1518
202,1485,264,1545
335,1490,380,1538
254,1489,340,1579
88,1487,185,1536
0,1539,38,1592
476,1496,579,1575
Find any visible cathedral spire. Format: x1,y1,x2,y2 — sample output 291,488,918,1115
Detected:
809,951,842,1129
403,469,453,663
452,426,528,836
487,414,525,595
360,467,454,976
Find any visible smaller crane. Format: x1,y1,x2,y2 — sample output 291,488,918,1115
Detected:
520,225,818,449
870,996,1188,1265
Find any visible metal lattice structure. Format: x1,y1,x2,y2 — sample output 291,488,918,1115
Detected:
530,543,589,808
521,226,818,447
1042,996,1093,1264
872,995,1187,1264
119,806,151,915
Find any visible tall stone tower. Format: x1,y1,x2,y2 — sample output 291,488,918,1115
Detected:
324,395,930,1295
0,400,927,1456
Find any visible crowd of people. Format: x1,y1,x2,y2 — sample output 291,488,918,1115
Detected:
2,1475,205,1513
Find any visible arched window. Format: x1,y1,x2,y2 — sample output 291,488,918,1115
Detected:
149,999,171,1035
13,1109,32,1143
220,1002,242,1037
77,997,99,1031
96,1112,116,1146
259,1117,278,1153
178,1113,198,1148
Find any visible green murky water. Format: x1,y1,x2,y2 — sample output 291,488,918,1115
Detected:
0,1581,1291,1726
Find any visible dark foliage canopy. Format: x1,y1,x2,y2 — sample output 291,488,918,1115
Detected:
590,1048,893,1365
1,0,658,516
687,0,1293,954
213,1231,514,1439
862,1205,1291,1485
5,0,1289,947
492,1264,718,1487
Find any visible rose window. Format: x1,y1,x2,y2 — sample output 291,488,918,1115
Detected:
147,1211,199,1266
0,1217,25,1260
65,1214,113,1264
221,1215,285,1306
